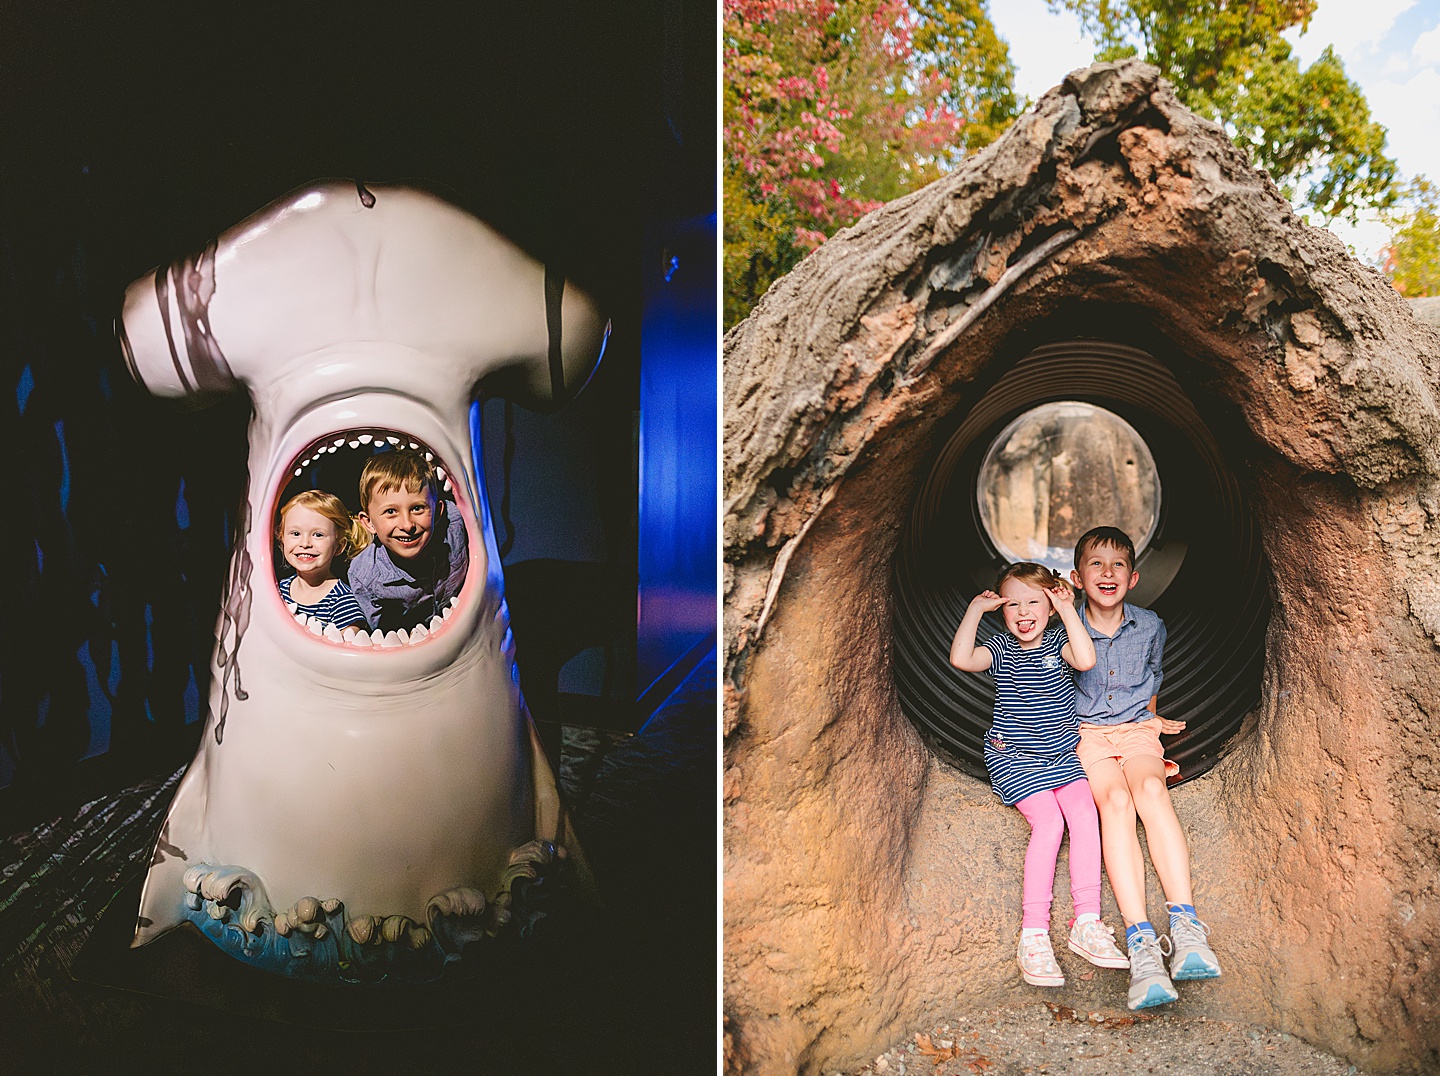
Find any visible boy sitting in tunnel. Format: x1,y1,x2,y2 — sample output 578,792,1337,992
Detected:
1068,525,1221,1011
349,449,469,634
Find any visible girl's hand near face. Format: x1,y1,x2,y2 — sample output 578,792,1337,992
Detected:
953,591,1003,672
1043,582,1074,612
968,590,1006,614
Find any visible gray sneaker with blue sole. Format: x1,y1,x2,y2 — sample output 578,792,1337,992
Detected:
1127,933,1180,1010
1167,904,1222,980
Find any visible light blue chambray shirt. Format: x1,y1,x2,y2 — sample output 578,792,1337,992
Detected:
1072,603,1166,726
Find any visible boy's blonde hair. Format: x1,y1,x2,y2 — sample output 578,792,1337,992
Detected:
275,490,369,560
994,561,1072,622
358,450,438,514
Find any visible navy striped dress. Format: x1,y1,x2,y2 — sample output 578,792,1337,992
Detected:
981,626,1086,806
279,576,367,630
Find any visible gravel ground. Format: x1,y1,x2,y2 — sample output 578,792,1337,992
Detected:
844,1004,1369,1076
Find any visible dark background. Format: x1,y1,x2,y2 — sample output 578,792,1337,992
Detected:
0,2,716,825
0,4,716,1071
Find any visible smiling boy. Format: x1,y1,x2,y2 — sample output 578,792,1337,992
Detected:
348,450,468,633
1069,526,1221,1011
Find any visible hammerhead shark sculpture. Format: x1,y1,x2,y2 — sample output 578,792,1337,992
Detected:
117,180,608,981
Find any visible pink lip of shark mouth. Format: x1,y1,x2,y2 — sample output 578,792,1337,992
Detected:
276,427,466,650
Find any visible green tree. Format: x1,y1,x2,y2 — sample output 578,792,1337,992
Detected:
1381,177,1440,297
724,0,1021,329
1052,0,1398,222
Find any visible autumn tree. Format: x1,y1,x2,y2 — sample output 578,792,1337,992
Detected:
1381,177,1440,298
1052,0,1397,222
724,0,1021,329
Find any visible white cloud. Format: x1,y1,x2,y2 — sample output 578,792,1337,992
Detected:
1367,66,1440,180
1288,0,1418,66
989,0,1096,102
1415,23,1440,64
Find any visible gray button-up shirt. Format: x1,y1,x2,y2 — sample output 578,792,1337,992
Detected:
347,502,469,634
1073,603,1166,726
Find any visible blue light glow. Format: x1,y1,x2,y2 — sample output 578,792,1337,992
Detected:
79,642,112,760
184,666,200,723
637,214,717,695
16,366,33,414
54,421,70,513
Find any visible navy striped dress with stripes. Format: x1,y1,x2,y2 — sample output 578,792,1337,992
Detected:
981,625,1086,806
279,575,367,630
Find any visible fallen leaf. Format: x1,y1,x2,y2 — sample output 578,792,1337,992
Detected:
1079,970,1094,981
914,1032,959,1065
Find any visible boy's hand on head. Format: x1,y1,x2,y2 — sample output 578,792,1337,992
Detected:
969,590,1005,613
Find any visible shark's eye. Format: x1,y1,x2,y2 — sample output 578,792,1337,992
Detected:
273,429,464,650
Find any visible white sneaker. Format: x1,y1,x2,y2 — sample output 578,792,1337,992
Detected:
1017,932,1065,987
1068,916,1130,969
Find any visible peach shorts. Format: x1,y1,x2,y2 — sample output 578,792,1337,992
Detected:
1076,719,1180,780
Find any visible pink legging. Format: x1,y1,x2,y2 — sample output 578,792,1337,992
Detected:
1014,778,1102,929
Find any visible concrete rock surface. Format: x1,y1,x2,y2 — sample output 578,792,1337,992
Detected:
850,1004,1369,1076
723,60,1440,1076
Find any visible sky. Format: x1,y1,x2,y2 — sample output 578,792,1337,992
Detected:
987,0,1440,260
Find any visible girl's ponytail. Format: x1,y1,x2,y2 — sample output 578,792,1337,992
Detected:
345,515,374,559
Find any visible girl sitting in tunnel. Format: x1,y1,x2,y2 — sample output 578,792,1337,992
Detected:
275,490,370,633
949,563,1129,988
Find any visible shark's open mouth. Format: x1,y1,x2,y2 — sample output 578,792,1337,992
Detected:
288,429,455,496
274,427,468,649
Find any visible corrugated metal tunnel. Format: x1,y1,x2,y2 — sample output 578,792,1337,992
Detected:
892,339,1271,783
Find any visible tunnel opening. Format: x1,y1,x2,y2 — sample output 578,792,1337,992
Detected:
892,334,1271,784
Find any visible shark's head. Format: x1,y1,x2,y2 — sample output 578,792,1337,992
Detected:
117,180,609,679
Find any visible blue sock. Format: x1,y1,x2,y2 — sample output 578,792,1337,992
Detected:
1125,922,1156,950
1168,903,1197,928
